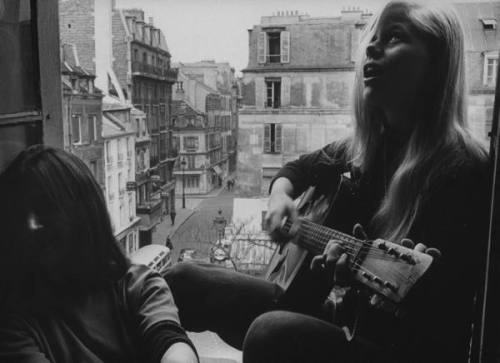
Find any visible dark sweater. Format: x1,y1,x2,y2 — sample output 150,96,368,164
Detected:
273,139,489,362
0,264,196,363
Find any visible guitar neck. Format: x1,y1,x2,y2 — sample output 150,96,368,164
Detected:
282,218,364,258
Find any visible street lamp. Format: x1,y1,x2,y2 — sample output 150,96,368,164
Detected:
181,157,186,208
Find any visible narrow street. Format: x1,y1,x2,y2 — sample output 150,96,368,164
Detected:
168,188,236,264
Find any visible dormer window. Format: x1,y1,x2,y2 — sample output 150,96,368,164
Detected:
480,18,497,30
257,29,290,64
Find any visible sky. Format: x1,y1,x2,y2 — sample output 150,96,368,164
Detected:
116,0,494,75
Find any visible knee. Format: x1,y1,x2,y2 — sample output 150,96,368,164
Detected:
163,262,198,289
243,311,297,360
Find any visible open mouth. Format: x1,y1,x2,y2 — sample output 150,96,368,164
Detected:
363,63,383,78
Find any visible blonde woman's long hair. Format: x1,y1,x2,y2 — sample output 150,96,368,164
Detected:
348,0,486,242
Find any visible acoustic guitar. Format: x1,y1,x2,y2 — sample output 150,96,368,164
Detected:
265,177,434,304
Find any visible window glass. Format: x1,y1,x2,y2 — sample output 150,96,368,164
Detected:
0,0,40,115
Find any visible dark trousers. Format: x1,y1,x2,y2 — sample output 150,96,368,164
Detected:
164,262,282,348
163,262,388,362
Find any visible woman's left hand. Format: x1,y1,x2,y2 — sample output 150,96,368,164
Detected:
310,223,367,285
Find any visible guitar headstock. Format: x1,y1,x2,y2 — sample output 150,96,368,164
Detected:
352,239,433,303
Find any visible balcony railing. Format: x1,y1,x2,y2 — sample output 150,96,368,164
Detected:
132,62,178,82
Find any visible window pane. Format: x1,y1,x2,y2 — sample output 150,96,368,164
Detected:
0,0,40,115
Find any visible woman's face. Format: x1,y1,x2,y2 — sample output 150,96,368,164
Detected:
362,4,432,122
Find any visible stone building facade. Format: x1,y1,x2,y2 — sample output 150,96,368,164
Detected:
454,2,500,146
61,43,105,189
238,9,371,196
102,97,141,254
172,61,239,195
112,8,178,244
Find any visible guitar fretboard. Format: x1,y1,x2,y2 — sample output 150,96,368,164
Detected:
282,218,364,259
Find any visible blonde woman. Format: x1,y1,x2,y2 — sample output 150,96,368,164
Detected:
247,0,489,362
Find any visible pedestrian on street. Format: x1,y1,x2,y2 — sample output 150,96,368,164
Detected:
166,235,174,250
170,210,176,226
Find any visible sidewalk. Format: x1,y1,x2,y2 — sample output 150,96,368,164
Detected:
151,186,226,246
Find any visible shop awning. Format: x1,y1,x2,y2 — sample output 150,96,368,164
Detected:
212,165,223,176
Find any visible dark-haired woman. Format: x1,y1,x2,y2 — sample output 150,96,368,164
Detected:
0,145,198,363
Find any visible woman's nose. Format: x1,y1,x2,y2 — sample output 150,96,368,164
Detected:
366,41,383,59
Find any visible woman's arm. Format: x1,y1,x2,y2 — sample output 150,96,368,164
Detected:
160,342,198,363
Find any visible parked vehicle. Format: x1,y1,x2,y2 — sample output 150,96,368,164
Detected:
130,244,171,274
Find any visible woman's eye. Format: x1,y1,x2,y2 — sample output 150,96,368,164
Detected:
387,32,402,43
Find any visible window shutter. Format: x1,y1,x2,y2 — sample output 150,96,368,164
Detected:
264,124,271,153
88,116,95,142
258,32,266,64
275,124,282,153
72,116,80,143
280,31,290,63
281,77,290,106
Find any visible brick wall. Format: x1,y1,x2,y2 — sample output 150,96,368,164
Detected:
59,0,96,73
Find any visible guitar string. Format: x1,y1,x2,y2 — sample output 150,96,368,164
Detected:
282,221,420,286
298,223,403,261
298,219,415,260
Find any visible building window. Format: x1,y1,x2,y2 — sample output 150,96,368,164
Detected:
71,114,82,144
186,155,195,169
186,175,200,188
481,18,497,30
484,53,498,87
264,123,282,153
136,118,140,137
258,31,290,64
108,175,114,200
184,136,199,152
90,160,97,178
266,78,281,108
176,81,183,90
88,115,97,142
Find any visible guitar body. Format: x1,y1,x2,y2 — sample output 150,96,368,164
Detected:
266,175,361,291
265,174,433,311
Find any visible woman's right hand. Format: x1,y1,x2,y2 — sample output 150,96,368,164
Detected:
264,190,298,242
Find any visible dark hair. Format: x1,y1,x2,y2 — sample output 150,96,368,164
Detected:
0,145,129,308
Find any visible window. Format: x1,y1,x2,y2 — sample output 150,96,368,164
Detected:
136,118,140,137
72,114,82,143
88,115,97,142
186,175,200,188
90,160,97,178
186,155,195,169
258,31,290,64
264,123,282,153
484,53,498,87
266,78,281,108
184,136,199,152
118,172,124,197
108,176,114,200
267,32,280,63
481,18,497,30
176,81,183,90
106,141,113,164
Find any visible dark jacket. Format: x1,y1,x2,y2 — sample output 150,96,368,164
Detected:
272,139,489,362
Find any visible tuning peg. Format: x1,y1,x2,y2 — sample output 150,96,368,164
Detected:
378,242,388,250
387,247,398,256
400,253,416,265
384,281,397,291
